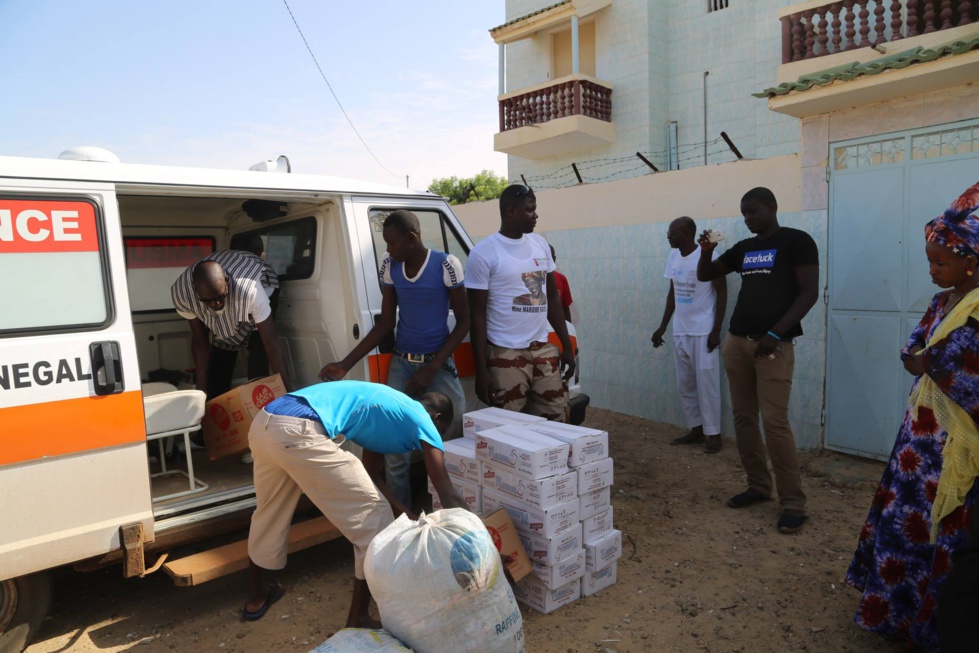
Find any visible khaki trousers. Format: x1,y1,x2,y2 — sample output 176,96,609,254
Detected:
247,410,394,579
722,335,806,514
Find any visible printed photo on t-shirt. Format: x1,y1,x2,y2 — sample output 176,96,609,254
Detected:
513,270,547,310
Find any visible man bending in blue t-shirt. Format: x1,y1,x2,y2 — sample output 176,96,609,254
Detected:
320,209,469,509
242,381,468,628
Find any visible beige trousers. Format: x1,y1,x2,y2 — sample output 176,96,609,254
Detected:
247,410,394,579
722,335,806,514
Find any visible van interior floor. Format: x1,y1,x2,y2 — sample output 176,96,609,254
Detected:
148,448,254,509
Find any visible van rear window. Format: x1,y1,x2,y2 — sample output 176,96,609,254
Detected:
0,196,111,334
230,218,317,281
124,237,215,312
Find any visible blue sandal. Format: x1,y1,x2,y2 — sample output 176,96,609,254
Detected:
241,583,285,622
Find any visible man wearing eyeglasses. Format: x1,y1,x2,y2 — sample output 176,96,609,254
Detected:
466,184,575,421
171,249,293,406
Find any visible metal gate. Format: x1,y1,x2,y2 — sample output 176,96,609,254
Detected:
825,119,979,460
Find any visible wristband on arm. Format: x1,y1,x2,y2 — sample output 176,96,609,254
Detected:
767,331,781,341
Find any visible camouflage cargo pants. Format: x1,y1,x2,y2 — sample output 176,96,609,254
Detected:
487,341,569,422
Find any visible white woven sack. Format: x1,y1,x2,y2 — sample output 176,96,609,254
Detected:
308,628,412,652
364,509,525,653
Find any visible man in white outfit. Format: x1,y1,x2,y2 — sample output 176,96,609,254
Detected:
651,216,727,453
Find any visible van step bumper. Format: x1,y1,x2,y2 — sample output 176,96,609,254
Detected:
162,516,341,587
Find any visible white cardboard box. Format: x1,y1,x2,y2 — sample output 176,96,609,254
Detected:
521,421,609,467
441,438,483,485
577,456,614,493
580,562,617,597
428,476,482,513
582,507,614,542
585,529,622,571
475,427,569,481
530,549,586,590
579,486,612,520
481,463,577,509
482,489,579,538
513,576,580,614
462,407,545,439
518,522,583,566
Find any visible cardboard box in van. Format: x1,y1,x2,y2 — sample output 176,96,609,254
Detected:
462,407,545,439
202,374,286,460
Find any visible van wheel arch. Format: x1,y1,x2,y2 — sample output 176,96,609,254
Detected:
0,572,52,653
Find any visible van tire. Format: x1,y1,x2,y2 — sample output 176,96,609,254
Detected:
0,573,52,653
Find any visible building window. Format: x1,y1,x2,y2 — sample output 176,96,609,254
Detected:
551,21,596,78
708,0,728,12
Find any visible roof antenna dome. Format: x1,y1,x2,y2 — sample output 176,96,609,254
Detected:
58,146,121,163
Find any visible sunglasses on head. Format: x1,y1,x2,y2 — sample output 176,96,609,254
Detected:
513,184,534,197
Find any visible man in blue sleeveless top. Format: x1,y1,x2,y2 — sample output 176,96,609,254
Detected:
243,381,467,628
320,210,469,509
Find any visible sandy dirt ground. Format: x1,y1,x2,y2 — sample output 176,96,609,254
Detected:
25,408,914,653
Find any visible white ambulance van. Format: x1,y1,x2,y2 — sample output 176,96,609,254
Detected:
0,149,583,653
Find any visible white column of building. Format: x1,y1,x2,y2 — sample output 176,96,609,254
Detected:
499,43,506,94
571,15,580,75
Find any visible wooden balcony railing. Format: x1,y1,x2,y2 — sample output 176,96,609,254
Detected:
499,78,612,132
781,0,979,63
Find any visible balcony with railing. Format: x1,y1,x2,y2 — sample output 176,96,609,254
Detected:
781,0,978,64
494,74,615,158
764,0,979,116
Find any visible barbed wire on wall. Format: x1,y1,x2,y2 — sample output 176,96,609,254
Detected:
512,133,746,192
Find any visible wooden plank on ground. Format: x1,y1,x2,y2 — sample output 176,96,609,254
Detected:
162,516,341,587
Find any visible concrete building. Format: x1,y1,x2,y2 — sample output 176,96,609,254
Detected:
455,0,979,458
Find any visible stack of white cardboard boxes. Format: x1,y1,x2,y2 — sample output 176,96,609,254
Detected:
428,407,621,614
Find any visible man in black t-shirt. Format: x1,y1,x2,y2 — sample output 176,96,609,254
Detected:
696,187,819,534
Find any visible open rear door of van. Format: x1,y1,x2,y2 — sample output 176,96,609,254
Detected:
0,182,153,582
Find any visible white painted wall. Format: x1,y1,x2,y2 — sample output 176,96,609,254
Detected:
453,155,826,449
500,0,802,189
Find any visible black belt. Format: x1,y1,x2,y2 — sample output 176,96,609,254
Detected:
392,348,437,364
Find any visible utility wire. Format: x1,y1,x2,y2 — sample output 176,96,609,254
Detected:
282,0,402,179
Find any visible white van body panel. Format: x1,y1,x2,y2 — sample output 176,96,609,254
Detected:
0,178,153,581
0,156,456,582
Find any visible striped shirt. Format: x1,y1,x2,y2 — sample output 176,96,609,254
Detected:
171,250,279,351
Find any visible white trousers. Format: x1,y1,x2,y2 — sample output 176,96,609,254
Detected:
673,334,721,436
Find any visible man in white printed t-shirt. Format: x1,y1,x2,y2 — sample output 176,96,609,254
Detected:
466,184,576,421
651,216,727,453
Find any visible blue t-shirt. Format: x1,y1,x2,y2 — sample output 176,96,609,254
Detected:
379,249,464,354
264,381,444,455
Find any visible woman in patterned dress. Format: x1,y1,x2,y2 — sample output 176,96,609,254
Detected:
846,181,979,651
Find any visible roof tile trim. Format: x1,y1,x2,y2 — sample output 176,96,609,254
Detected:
490,0,572,34
753,37,979,99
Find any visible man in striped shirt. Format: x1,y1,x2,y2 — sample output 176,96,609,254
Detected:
171,249,293,402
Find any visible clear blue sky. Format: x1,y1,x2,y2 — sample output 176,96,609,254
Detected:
0,1,508,190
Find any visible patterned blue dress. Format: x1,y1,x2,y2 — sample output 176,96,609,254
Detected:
846,290,979,651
